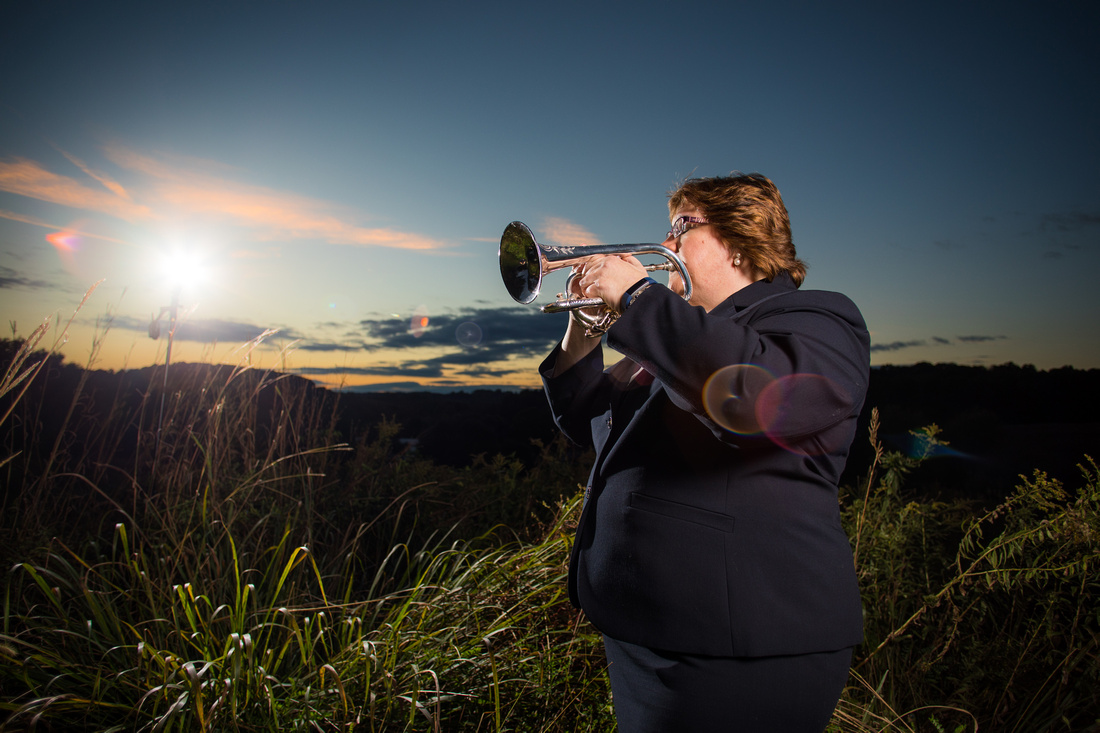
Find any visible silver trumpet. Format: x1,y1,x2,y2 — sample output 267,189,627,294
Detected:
498,221,692,335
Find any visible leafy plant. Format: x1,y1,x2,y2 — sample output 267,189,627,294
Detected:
843,410,1099,732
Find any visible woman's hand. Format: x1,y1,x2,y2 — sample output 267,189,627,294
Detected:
552,254,647,375
574,254,648,312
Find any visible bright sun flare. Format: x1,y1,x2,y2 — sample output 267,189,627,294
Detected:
160,248,209,292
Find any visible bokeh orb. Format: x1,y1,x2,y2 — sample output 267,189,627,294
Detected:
701,364,775,434
456,321,482,346
409,305,430,338
757,373,846,455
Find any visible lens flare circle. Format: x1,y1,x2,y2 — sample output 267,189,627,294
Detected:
46,231,81,253
704,366,849,456
702,364,775,435
409,305,430,338
456,321,482,346
45,222,92,278
757,373,846,456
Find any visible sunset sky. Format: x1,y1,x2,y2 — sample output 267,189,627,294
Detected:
2,2,1098,391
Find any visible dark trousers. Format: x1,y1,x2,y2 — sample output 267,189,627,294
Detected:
603,635,852,732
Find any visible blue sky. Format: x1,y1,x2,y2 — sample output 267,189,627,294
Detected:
2,1,1098,390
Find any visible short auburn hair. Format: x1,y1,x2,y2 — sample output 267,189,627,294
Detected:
668,173,806,287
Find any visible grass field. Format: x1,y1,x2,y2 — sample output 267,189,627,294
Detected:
1,308,1096,731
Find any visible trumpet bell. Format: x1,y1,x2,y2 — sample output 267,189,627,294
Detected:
499,221,542,304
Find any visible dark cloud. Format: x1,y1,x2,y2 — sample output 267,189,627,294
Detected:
109,313,306,345
338,381,515,394
276,307,566,381
418,347,530,367
352,306,567,362
0,266,54,290
871,339,928,353
871,335,1009,353
358,306,565,353
1040,211,1100,234
1034,211,1099,260
450,364,527,379
340,381,441,393
291,360,527,381
293,363,447,379
294,340,369,352
172,319,283,343
101,305,563,379
956,335,1007,343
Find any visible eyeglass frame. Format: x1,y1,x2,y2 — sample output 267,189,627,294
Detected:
667,215,707,240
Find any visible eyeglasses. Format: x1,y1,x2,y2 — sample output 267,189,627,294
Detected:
667,216,707,240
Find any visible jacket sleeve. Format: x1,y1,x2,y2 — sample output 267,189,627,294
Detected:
538,342,611,449
605,284,870,443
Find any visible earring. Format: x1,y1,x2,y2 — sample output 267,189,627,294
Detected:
733,253,742,267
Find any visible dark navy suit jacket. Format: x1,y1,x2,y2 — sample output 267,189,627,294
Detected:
540,273,870,658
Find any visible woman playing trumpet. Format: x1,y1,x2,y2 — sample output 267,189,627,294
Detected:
540,173,870,732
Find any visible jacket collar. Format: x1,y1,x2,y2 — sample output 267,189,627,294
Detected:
710,271,797,318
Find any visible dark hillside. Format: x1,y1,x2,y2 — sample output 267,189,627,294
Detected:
338,362,1100,499
3,339,1097,502
852,363,1100,499
335,389,560,466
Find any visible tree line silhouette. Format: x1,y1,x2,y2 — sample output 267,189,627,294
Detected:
3,338,1097,506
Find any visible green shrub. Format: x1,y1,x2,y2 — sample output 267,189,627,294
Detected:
841,409,1099,732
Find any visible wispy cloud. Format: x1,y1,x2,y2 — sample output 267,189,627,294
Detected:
0,157,152,222
0,144,450,251
540,217,603,247
0,265,54,290
0,208,131,244
49,141,133,201
103,145,447,250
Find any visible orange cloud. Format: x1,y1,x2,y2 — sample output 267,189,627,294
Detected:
0,208,130,244
1,144,449,251
0,157,152,222
541,216,603,247
50,142,133,201
103,144,447,250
